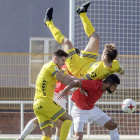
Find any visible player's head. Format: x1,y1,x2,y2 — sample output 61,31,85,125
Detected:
75,48,80,56
101,44,118,63
103,74,120,93
52,49,68,69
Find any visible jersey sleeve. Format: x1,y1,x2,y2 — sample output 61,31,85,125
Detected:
117,64,123,73
50,65,59,78
115,60,123,73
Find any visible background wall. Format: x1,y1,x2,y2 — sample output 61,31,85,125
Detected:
0,0,69,53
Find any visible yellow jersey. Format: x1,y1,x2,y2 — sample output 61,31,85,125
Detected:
34,61,64,101
84,60,123,80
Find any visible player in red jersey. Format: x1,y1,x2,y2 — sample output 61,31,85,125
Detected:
57,74,121,140
16,48,80,140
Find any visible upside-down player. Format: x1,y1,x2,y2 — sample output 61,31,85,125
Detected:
44,1,124,80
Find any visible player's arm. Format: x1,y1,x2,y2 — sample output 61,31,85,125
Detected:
57,79,82,99
67,90,74,95
65,74,81,81
61,66,80,94
62,66,81,81
119,69,124,75
116,62,124,75
56,71,72,85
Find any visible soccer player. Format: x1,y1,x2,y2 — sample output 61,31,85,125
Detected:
57,74,121,140
16,48,80,140
32,49,80,140
44,1,124,79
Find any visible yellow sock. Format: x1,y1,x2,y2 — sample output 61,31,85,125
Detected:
80,13,95,37
59,120,72,140
46,20,65,44
41,136,51,140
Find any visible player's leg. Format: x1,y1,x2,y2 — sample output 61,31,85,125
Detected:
104,119,120,140
16,117,38,140
44,7,84,77
71,105,89,140
34,98,72,140
89,106,120,140
74,122,85,140
53,92,66,140
44,7,74,52
58,112,73,140
41,126,52,140
76,1,100,53
54,120,63,140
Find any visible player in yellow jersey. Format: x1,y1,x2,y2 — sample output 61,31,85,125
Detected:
44,1,124,80
33,49,79,140
16,48,80,140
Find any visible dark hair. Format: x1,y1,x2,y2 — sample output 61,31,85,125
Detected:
53,49,68,57
104,74,120,85
104,44,118,63
75,48,80,54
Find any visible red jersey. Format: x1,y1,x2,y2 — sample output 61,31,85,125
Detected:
71,80,104,110
54,64,72,94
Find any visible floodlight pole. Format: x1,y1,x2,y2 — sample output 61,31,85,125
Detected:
68,0,75,138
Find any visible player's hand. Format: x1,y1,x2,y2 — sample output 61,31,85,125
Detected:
57,90,66,100
80,88,88,96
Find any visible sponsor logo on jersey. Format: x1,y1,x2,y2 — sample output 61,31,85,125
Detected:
42,80,47,96
104,70,115,77
90,72,97,79
54,66,59,71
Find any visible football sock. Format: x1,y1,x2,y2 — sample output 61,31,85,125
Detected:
55,136,59,140
18,120,37,139
109,128,120,140
59,120,72,140
46,20,65,44
79,13,95,37
41,136,51,140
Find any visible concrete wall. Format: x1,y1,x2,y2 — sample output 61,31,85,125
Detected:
0,0,69,53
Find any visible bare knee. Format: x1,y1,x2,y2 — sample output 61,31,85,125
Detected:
55,120,63,130
31,117,39,125
89,32,100,40
68,115,73,121
65,115,73,122
62,38,70,45
104,119,117,130
90,33,100,43
62,38,74,51
109,122,117,130
42,126,52,138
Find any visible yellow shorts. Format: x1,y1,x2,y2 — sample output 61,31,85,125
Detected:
33,97,66,129
66,48,98,78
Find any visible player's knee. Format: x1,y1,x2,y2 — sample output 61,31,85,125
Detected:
90,33,100,41
110,122,117,130
32,117,39,125
65,115,73,122
68,115,73,121
62,38,73,48
63,38,70,44
55,124,62,130
55,120,63,130
113,122,117,129
104,119,118,130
